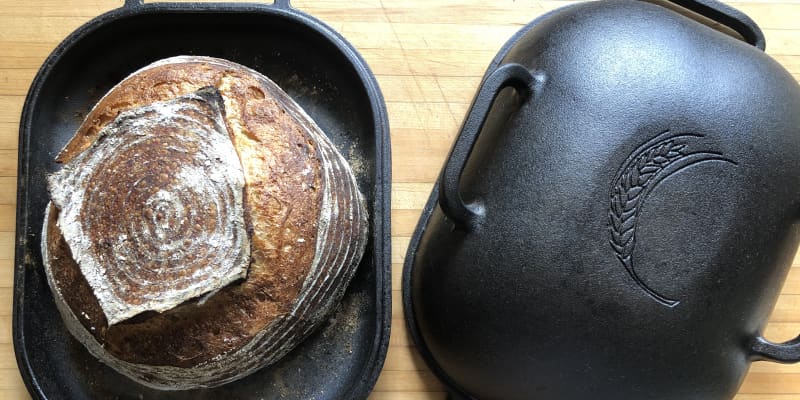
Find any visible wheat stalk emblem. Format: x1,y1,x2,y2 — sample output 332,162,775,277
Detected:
609,131,735,307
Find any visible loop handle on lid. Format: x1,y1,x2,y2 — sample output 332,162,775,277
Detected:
659,0,765,50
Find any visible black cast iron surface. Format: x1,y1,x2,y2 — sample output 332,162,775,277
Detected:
13,1,391,399
404,0,800,399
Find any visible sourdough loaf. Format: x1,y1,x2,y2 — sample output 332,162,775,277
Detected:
41,56,368,390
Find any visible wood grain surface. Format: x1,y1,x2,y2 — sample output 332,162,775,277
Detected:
1,0,799,399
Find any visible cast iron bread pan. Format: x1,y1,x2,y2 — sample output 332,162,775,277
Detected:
13,1,391,398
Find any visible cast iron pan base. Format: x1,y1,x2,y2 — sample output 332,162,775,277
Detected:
14,1,391,399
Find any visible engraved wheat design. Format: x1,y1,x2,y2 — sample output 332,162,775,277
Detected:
609,132,735,307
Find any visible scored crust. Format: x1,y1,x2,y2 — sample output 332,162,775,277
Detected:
42,56,368,389
48,88,252,325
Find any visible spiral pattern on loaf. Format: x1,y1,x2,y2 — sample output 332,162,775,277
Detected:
47,89,250,325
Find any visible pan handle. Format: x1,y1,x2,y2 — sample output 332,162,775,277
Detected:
122,0,292,8
438,63,536,230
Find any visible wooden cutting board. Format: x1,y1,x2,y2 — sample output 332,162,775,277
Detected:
0,1,798,399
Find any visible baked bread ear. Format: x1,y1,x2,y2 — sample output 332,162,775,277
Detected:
41,56,368,390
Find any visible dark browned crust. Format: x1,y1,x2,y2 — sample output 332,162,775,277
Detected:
46,202,109,332
47,60,325,367
74,90,245,317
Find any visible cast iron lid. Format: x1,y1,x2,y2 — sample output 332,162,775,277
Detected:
13,1,391,399
403,0,800,399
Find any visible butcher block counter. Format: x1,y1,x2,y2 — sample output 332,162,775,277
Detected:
1,0,799,399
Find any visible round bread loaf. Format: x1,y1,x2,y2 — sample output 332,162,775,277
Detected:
41,56,368,389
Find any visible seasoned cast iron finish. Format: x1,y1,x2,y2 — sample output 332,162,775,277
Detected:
14,1,391,399
404,0,800,399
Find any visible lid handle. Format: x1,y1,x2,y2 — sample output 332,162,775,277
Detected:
661,0,765,50
439,63,535,230
750,334,800,363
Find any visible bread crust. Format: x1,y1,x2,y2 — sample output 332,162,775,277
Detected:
48,88,252,326
42,56,368,389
